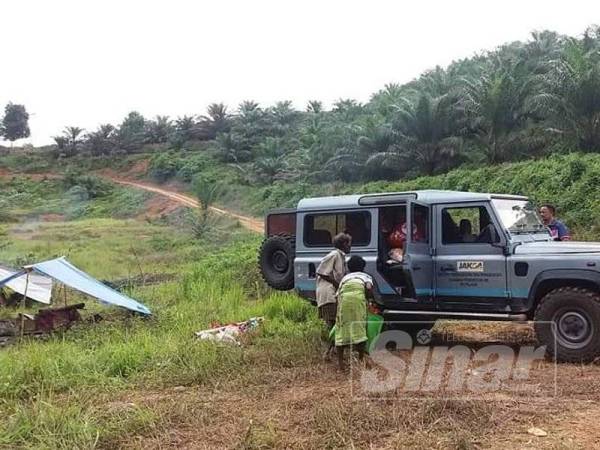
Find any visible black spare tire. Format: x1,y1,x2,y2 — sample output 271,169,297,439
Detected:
259,234,295,290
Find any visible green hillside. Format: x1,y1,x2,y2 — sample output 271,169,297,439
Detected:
4,27,600,198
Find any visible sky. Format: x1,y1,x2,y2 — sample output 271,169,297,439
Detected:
1,0,599,146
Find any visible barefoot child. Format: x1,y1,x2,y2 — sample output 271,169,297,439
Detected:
335,255,373,371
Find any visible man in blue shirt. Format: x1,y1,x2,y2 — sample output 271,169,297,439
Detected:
540,204,571,241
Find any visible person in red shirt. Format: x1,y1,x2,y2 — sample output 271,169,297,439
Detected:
384,209,424,262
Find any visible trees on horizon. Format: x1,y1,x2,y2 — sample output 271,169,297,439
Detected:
21,26,600,185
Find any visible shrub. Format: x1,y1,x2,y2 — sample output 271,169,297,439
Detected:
148,153,181,182
176,154,210,182
63,170,113,199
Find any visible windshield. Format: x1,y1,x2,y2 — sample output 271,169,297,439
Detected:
492,199,547,234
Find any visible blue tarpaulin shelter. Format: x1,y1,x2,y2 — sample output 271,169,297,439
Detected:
0,257,151,315
0,265,53,304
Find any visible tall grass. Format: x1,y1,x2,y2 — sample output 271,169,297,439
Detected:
0,220,320,448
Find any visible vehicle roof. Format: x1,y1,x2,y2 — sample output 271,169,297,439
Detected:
296,190,528,211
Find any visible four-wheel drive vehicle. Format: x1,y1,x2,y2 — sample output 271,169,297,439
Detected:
258,190,600,363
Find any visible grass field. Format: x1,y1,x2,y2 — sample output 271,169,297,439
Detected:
0,216,321,449
0,177,322,448
3,171,600,449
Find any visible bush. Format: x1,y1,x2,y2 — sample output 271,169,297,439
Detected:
148,153,181,182
63,170,113,199
176,154,210,182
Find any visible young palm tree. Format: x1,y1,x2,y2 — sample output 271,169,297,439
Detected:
215,132,251,163
252,154,292,183
356,121,402,180
324,146,365,182
206,103,229,124
270,101,300,133
460,63,540,163
419,66,457,97
146,115,172,144
332,99,364,121
64,126,84,144
62,126,84,157
379,94,463,175
85,124,116,156
52,135,68,153
306,100,323,114
238,100,260,118
196,103,230,140
533,40,600,151
174,115,195,141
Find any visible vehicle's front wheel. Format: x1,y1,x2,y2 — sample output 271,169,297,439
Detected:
534,287,600,363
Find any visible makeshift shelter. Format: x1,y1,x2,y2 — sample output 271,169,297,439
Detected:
0,265,52,304
0,257,151,315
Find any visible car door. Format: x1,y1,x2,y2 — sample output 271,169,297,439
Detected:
405,201,433,304
433,202,509,312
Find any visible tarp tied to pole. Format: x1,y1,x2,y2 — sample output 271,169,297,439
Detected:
0,266,53,304
27,257,151,315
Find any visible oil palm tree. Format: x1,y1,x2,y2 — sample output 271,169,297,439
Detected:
270,101,300,134
306,100,323,114
533,40,600,151
378,94,463,175
146,115,172,144
85,124,116,156
460,63,540,163
62,126,84,157
196,103,230,140
238,100,260,118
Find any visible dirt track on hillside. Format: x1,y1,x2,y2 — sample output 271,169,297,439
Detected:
105,176,264,233
0,168,264,233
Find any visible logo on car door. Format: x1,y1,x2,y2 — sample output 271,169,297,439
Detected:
457,261,484,272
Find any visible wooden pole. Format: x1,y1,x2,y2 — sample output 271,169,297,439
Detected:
19,271,30,342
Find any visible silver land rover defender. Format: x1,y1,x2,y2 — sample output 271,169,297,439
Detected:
259,190,600,362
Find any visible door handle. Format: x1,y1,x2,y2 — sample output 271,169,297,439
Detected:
439,265,456,272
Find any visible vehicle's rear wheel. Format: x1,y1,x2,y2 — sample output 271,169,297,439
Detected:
534,287,600,363
258,234,295,291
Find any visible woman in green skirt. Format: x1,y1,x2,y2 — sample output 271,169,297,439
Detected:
335,255,374,371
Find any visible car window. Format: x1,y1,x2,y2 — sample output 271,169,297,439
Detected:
304,212,371,247
442,206,499,244
411,204,429,243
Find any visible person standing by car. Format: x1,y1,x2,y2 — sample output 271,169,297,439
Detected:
316,233,352,331
335,255,373,371
540,204,571,241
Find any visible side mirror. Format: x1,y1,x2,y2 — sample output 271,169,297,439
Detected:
492,241,510,256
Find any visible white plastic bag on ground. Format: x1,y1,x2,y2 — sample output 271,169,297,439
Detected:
195,317,263,345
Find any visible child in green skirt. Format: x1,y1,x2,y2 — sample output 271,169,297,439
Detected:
335,255,374,371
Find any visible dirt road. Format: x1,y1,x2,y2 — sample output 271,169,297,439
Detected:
107,177,264,233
